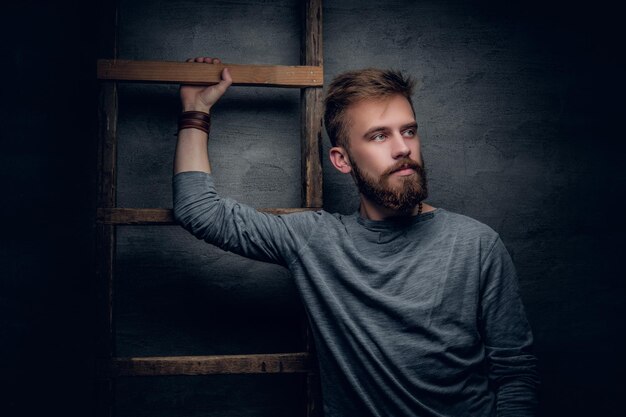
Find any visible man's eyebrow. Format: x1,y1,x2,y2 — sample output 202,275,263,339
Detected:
362,126,389,138
362,122,418,138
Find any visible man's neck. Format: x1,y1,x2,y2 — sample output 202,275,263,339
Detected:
358,196,436,221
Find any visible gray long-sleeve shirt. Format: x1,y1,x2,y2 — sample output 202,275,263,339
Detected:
173,171,539,417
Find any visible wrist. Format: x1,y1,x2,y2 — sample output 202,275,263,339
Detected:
182,99,212,113
178,111,211,136
182,105,211,113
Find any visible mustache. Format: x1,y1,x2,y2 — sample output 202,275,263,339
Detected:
382,158,422,177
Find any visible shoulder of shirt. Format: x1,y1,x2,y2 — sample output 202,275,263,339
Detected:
436,208,500,240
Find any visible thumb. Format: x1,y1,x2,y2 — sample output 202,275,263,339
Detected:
198,67,232,108
222,67,232,84
215,67,232,93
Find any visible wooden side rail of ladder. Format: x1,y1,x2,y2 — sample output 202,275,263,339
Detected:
95,1,323,416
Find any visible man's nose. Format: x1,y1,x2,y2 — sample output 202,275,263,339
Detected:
391,132,411,159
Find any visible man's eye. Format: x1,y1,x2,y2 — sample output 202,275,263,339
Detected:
403,129,416,137
372,133,386,142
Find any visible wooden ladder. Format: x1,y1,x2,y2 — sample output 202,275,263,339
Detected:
95,1,324,415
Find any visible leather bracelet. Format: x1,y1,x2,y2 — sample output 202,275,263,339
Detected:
179,118,210,128
177,111,211,135
178,122,209,134
180,111,211,123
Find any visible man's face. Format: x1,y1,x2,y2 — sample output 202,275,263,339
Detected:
342,94,428,213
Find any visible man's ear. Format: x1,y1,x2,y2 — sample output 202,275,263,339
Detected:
329,146,353,174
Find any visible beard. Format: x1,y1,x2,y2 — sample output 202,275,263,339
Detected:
350,156,428,215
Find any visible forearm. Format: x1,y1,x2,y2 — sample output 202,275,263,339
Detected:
173,171,312,265
489,346,539,416
495,373,539,416
174,126,211,174
174,57,231,174
481,237,540,416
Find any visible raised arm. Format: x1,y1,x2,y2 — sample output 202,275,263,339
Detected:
174,57,232,174
172,56,321,265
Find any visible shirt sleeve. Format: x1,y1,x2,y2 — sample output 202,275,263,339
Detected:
172,171,320,266
479,237,540,417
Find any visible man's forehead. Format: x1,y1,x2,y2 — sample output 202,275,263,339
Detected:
346,95,415,130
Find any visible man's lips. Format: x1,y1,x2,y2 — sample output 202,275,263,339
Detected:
383,159,421,177
390,163,418,176
393,167,416,176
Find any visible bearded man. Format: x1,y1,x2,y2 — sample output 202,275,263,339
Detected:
172,57,539,417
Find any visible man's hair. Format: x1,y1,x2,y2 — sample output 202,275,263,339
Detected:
323,68,416,149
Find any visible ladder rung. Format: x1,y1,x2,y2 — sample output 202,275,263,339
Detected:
97,59,323,88
97,208,320,225
102,352,311,377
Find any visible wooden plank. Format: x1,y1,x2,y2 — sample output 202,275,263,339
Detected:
95,82,118,369
95,77,117,417
95,80,118,363
306,371,323,417
95,3,118,417
97,59,323,88
97,208,173,224
105,353,311,377
301,87,324,208
96,207,321,225
302,308,323,417
302,1,324,416
300,0,324,209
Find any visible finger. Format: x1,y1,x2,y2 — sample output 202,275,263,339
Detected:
195,57,204,62
207,68,232,98
221,67,232,84
215,68,233,93
213,58,221,64
186,58,194,63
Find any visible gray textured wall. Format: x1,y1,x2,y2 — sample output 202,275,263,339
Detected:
2,1,624,417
